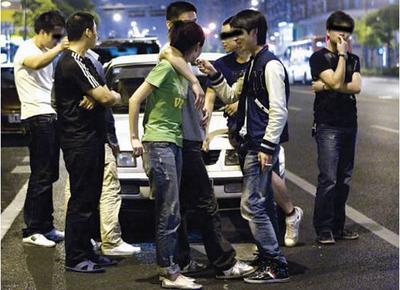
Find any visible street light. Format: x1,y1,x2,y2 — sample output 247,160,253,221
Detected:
113,13,122,22
208,22,216,31
1,1,11,8
251,0,259,6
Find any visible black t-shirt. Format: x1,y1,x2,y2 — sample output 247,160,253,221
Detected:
214,52,249,86
309,47,360,127
54,49,106,149
210,53,249,128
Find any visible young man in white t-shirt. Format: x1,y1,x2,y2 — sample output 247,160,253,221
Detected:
14,10,69,247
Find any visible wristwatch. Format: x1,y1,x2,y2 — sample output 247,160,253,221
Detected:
338,53,348,60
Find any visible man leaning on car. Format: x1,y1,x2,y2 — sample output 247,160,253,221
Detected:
14,10,69,247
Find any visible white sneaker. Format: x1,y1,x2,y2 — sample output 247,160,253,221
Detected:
285,206,303,247
102,241,141,256
215,260,255,279
22,233,56,247
161,274,202,289
159,274,196,282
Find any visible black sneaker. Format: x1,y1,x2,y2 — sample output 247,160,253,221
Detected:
180,260,207,275
244,260,290,284
317,231,336,245
334,229,359,240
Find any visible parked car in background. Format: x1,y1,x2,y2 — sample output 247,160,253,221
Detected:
281,35,325,84
93,37,160,64
104,53,243,209
1,63,22,134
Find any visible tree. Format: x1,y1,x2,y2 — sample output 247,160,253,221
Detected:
13,0,96,38
354,4,399,68
13,0,57,38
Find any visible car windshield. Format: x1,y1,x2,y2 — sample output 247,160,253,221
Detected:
93,41,160,64
107,63,225,114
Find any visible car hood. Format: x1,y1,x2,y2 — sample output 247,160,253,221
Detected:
114,111,233,151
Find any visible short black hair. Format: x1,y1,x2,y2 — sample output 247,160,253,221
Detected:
230,9,267,45
34,10,65,34
170,21,204,55
66,12,95,41
223,16,233,26
326,11,355,33
166,1,197,21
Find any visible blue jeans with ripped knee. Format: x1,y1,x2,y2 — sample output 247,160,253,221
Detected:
143,142,182,277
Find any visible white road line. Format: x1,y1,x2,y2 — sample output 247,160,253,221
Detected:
22,156,29,163
286,170,399,248
379,96,394,100
291,88,313,95
289,106,302,111
370,125,399,134
1,181,27,240
11,165,30,174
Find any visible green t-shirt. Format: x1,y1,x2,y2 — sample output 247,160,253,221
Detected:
142,59,188,147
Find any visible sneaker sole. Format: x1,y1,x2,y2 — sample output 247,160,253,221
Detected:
244,277,290,283
161,282,202,289
215,268,256,280
334,235,359,240
159,276,196,282
22,240,56,248
317,240,336,245
102,250,141,256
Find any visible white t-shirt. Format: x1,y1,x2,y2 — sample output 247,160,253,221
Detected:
14,39,56,119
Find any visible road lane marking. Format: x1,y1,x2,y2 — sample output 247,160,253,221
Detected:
290,88,398,103
291,88,313,95
370,125,399,134
289,106,302,111
286,170,399,248
11,165,30,174
22,156,29,163
1,180,27,240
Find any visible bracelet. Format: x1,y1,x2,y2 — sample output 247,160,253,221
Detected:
322,84,327,90
338,53,347,60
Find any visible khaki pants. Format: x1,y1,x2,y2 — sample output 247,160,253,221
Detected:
65,143,123,250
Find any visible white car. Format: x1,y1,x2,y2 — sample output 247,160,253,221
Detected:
104,53,243,204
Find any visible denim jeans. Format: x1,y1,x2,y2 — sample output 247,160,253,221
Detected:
22,114,59,237
313,124,357,235
143,142,182,277
241,148,286,264
63,141,104,267
176,140,236,272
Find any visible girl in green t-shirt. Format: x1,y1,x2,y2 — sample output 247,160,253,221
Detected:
129,21,204,289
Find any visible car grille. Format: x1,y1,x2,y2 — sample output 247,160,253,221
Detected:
202,150,221,165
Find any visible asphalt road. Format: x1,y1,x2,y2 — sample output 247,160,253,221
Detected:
1,77,398,289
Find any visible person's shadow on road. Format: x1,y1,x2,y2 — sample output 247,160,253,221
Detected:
24,245,55,290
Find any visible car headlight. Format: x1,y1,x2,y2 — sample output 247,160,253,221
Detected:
225,150,240,166
117,152,137,167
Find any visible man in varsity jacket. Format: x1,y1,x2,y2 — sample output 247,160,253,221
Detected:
197,9,290,284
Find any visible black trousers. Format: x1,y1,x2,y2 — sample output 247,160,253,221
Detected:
63,141,104,267
22,114,59,237
175,140,236,272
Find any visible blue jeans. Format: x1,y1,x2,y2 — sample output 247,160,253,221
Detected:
313,124,357,234
241,148,286,264
143,142,182,277
22,114,59,237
